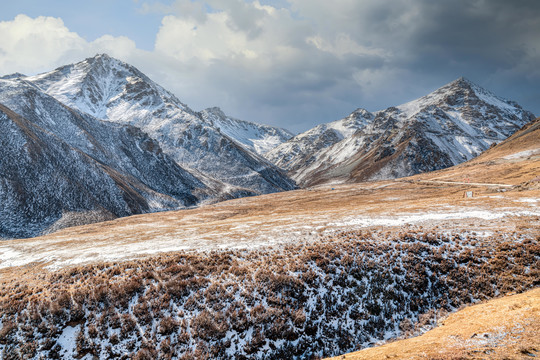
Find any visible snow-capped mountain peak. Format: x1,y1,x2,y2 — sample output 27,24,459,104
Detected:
28,54,195,120
266,77,535,186
396,77,524,120
331,108,375,137
26,54,296,195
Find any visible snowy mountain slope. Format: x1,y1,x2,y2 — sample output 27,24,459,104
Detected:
200,107,293,155
26,54,296,194
0,73,26,80
266,78,536,186
0,78,214,238
266,108,374,176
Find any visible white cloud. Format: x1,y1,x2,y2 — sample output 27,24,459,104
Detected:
0,14,140,76
154,1,310,66
155,13,251,63
0,15,85,74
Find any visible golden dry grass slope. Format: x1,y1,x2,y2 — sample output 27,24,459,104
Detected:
327,288,540,360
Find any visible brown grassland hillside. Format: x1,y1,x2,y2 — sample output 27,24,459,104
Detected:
327,288,540,360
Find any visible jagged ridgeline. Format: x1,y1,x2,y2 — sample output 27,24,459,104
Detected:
25,54,296,195
266,78,535,186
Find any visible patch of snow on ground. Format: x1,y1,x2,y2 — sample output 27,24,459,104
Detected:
0,247,27,269
515,198,539,208
516,198,539,203
330,209,540,228
2,204,539,270
504,148,540,160
57,325,79,358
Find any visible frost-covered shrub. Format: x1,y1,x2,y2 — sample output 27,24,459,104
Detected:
0,230,538,359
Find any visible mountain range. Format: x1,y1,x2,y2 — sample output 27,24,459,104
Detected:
0,54,535,238
266,77,535,186
26,54,296,195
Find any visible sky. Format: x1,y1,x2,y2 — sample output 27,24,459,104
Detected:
0,0,538,133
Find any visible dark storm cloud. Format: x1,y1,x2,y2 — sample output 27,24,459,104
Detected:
182,0,540,131
405,0,540,65
322,0,540,119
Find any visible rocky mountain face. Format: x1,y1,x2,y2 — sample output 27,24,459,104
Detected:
266,78,536,186
27,54,296,195
0,78,214,238
200,107,293,155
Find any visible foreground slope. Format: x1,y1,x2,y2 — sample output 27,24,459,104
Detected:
267,78,535,186
1,228,538,359
0,78,211,238
328,288,540,360
26,54,296,194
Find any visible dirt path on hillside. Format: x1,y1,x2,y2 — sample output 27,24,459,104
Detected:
414,179,514,187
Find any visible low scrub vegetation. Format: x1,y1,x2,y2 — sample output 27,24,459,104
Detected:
0,229,538,359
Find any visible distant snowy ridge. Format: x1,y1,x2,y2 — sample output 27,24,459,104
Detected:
266,77,535,186
0,72,26,80
200,107,293,155
265,108,374,177
26,54,296,195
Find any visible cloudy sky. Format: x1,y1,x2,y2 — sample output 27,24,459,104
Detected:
0,0,538,133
